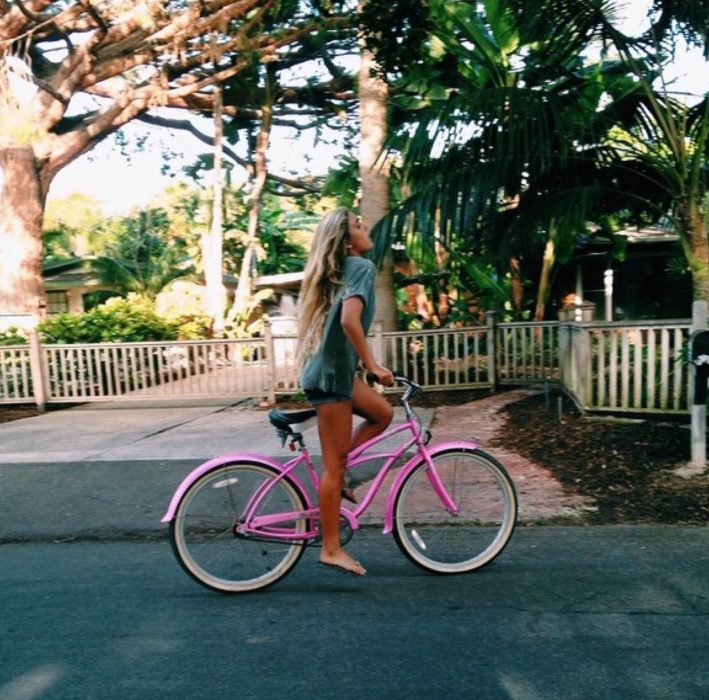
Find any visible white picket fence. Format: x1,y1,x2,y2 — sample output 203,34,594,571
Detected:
560,319,691,413
0,315,694,414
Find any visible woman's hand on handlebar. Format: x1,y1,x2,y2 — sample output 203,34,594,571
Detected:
366,365,395,387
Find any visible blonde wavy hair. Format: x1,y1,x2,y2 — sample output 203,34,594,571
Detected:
296,207,352,367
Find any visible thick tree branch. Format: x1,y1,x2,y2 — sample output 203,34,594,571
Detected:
0,0,53,40
136,112,322,193
5,2,351,186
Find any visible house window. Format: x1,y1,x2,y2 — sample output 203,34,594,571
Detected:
46,291,69,314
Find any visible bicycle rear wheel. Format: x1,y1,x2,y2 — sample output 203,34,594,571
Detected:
170,462,308,593
393,448,517,574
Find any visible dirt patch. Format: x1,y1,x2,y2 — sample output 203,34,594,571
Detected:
493,390,708,524
0,405,41,424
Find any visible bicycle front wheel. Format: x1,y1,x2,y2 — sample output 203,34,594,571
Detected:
393,448,517,574
170,462,308,593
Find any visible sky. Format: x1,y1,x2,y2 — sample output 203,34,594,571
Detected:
48,111,348,214
5,0,708,216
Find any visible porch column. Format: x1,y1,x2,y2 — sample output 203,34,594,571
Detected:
574,265,584,321
603,268,614,322
66,288,85,314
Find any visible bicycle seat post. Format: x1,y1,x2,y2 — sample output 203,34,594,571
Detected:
291,432,306,452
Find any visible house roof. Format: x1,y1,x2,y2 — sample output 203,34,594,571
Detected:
254,271,304,290
43,257,107,289
573,223,680,261
612,224,679,245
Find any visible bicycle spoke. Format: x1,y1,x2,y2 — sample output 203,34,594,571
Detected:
393,449,517,573
170,463,307,593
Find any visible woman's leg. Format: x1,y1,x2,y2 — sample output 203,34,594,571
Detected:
315,400,366,576
350,377,394,451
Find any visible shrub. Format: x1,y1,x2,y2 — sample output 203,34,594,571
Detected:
175,315,214,340
155,280,213,339
38,294,179,344
0,327,29,346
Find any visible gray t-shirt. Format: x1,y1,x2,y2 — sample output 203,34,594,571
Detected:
300,256,376,398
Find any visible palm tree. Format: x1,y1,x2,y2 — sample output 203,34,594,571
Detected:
92,208,192,297
359,2,398,332
368,0,708,315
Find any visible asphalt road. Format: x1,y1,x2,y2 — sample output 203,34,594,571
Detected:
2,526,707,700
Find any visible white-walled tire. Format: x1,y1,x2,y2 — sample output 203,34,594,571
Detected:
170,462,307,593
393,448,517,573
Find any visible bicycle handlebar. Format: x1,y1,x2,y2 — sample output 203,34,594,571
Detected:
365,373,422,404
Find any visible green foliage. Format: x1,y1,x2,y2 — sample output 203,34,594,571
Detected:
43,194,106,262
225,288,274,338
154,279,214,339
0,327,28,346
38,295,178,344
174,316,214,340
219,191,312,276
42,226,74,263
91,207,193,296
157,177,313,279
321,156,360,208
366,0,708,315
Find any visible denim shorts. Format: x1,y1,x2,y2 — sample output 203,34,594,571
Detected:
303,388,351,406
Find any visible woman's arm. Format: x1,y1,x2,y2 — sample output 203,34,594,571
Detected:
341,296,394,386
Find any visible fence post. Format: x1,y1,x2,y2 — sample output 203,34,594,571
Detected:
372,321,384,366
579,323,592,409
263,317,277,405
562,322,589,412
558,322,569,388
485,311,497,388
690,301,708,467
28,329,48,411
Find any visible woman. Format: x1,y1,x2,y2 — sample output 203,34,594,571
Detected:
297,207,394,576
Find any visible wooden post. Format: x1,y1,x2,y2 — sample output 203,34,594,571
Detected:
263,317,276,405
28,328,47,411
372,321,384,367
690,301,707,466
558,321,569,389
485,311,497,389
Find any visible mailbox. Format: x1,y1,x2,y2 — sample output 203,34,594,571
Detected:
690,330,709,404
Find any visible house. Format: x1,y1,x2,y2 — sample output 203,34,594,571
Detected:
42,257,245,316
43,257,117,314
551,224,692,321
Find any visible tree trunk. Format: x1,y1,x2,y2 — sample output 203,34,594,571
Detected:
683,200,709,303
534,238,556,322
359,33,396,332
203,85,227,337
233,69,274,321
509,257,524,315
0,147,49,319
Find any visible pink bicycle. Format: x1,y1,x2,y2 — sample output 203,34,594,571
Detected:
162,375,517,593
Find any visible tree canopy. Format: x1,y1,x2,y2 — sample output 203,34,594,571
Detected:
0,0,361,316
0,0,356,189
363,0,708,318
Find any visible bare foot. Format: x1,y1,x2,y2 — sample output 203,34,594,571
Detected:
319,549,367,576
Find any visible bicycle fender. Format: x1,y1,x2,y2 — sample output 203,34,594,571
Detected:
382,440,478,534
161,452,311,523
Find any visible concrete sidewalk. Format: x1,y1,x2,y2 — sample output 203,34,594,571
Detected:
0,398,434,463
0,389,600,542
0,399,433,542
0,399,294,463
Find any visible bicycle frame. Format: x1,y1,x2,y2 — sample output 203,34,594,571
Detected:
162,410,479,539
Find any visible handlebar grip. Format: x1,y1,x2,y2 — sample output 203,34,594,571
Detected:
367,372,411,385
